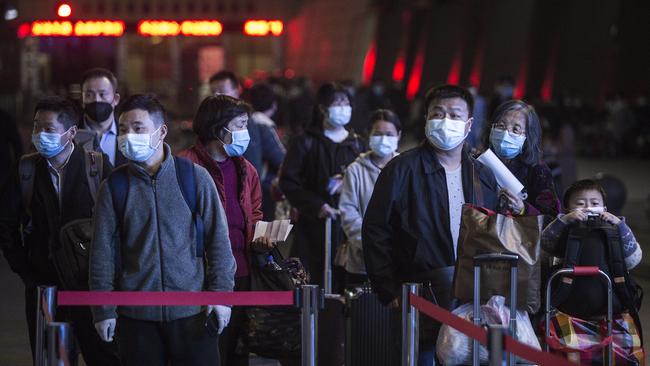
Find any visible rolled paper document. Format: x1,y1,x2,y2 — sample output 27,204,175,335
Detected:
477,149,528,199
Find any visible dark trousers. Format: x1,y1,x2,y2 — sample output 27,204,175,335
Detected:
25,284,120,366
116,313,219,366
219,276,250,366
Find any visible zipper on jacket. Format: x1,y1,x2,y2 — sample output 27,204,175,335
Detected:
152,177,167,321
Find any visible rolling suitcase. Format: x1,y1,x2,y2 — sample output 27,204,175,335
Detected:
319,216,345,366
344,284,400,366
472,253,519,366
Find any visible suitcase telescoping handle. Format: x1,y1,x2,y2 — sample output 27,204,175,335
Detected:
545,266,613,365
472,252,519,366
324,216,333,295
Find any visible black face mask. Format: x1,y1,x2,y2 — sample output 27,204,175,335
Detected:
84,102,114,122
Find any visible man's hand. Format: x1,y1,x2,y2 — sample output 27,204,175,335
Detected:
94,318,116,342
206,305,231,334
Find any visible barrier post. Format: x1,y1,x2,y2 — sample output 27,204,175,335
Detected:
487,325,506,366
36,286,57,366
46,322,76,366
301,285,319,366
473,265,481,366
401,283,421,366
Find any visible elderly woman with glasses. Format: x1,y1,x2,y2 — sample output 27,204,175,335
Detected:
480,99,561,217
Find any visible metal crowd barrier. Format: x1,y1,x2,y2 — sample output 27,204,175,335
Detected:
400,283,513,366
35,285,77,366
36,285,323,366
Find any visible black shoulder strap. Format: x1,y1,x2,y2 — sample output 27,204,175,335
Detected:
603,224,644,345
84,150,103,203
18,153,40,216
471,164,484,208
108,165,130,228
173,157,204,258
550,224,585,306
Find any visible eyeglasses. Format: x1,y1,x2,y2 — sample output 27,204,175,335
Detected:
492,123,526,137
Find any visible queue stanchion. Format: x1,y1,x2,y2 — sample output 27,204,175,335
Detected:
300,285,320,366
46,322,76,366
401,283,421,366
487,325,506,366
36,286,57,366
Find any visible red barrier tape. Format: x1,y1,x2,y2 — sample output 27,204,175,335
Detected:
409,294,575,366
58,291,295,306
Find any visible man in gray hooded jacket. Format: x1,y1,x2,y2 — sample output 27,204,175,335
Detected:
89,94,236,366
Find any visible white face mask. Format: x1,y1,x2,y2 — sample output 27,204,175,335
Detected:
424,117,468,151
369,135,398,158
118,127,162,162
328,106,352,126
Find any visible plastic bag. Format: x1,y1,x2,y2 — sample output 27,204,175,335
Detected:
436,296,541,365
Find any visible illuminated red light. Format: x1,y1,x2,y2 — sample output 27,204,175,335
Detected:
57,4,72,18
362,42,376,85
180,21,223,36
17,23,31,38
138,20,181,36
244,20,283,36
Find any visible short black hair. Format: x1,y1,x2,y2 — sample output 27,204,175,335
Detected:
81,67,118,92
209,70,239,87
34,96,79,130
369,109,402,132
563,179,607,209
193,95,252,142
424,85,474,118
250,83,276,112
118,94,166,127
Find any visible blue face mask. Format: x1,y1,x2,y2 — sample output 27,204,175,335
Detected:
32,129,72,158
490,128,526,159
223,128,250,157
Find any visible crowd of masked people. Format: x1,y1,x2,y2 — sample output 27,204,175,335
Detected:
0,67,644,366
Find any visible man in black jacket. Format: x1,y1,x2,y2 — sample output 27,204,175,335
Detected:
0,96,119,365
362,85,498,363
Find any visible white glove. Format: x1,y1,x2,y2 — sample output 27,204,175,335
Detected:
94,318,116,342
206,305,231,334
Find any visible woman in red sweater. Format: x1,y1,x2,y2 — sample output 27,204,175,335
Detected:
178,95,272,366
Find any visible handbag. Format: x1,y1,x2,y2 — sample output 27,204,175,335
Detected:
55,218,93,290
547,310,645,365
246,248,308,359
452,204,544,313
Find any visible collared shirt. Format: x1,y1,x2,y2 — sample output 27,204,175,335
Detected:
83,119,118,165
46,143,75,207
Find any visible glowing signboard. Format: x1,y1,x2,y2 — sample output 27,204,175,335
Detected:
19,19,283,37
243,20,283,36
25,20,124,37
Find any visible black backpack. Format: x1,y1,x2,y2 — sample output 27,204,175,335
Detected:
552,217,643,339
107,156,205,271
